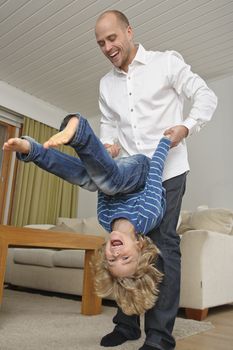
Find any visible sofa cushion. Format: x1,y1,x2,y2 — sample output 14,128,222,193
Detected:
48,222,77,233
189,208,233,235
178,208,233,235
81,217,108,238
53,250,85,268
56,216,108,238
56,217,83,230
13,248,55,267
177,211,194,235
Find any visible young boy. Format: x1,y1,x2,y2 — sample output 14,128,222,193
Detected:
3,113,171,315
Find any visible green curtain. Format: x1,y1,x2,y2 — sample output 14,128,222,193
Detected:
10,117,78,226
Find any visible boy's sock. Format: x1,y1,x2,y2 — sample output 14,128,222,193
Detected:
100,329,140,347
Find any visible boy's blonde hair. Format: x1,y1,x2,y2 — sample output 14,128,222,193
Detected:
91,236,163,315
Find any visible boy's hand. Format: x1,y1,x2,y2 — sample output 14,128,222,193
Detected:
164,125,189,147
104,143,121,158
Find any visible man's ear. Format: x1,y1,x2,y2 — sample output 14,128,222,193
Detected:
127,25,134,40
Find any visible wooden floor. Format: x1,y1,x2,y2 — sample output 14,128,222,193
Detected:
176,304,233,350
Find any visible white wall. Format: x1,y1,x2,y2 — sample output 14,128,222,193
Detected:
183,74,233,211
0,81,67,129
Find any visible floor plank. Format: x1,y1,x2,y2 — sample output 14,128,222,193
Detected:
177,304,233,350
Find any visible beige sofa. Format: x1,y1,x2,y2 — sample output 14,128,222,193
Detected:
178,207,233,319
5,207,233,320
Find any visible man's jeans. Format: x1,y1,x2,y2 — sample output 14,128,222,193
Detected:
17,116,149,195
113,172,187,350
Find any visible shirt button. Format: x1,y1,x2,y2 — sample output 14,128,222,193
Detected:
129,92,132,95
131,108,134,112
128,76,131,80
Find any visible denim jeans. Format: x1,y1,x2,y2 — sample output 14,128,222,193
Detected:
112,172,187,350
18,116,149,195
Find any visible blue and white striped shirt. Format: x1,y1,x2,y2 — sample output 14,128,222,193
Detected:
97,138,171,234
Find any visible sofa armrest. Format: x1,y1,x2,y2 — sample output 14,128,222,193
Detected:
180,230,233,309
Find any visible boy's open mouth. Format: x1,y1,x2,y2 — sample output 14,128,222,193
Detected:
111,239,123,246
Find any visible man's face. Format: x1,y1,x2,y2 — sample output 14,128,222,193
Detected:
95,14,135,72
105,230,141,278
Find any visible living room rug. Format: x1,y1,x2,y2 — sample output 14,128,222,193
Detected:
0,289,213,350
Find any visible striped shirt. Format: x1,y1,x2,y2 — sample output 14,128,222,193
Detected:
97,138,171,234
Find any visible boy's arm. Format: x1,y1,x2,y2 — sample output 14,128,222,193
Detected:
136,138,171,234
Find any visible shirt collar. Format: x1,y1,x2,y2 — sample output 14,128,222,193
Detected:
114,43,147,74
133,43,147,65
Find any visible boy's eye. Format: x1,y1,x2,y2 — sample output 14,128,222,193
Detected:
122,256,129,260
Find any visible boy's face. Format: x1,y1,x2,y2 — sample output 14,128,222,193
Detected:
105,230,141,277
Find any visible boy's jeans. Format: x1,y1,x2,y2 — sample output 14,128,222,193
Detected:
17,116,149,195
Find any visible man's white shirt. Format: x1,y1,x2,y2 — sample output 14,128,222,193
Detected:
99,44,217,181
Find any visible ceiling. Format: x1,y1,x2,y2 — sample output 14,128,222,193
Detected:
0,0,233,118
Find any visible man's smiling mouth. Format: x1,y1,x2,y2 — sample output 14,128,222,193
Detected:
109,51,119,59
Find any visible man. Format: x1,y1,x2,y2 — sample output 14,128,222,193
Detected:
95,10,217,350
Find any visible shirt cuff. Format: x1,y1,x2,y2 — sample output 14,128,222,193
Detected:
182,117,203,136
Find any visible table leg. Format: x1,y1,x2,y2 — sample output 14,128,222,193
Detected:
81,250,102,315
0,239,8,304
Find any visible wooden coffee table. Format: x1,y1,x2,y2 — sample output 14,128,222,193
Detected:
0,224,104,315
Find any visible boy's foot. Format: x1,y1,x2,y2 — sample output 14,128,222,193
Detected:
43,116,79,149
3,138,30,154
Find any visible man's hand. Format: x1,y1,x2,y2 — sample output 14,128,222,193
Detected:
104,143,121,158
164,125,189,147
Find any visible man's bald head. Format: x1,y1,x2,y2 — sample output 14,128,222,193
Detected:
96,10,130,30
